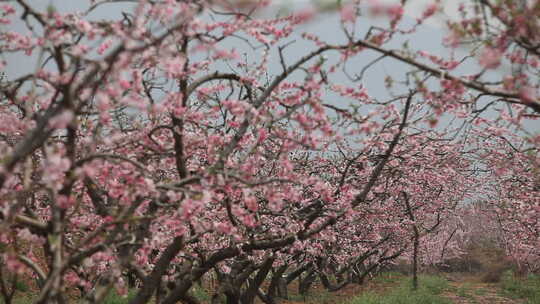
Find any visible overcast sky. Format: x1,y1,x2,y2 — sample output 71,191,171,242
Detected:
3,0,460,80
2,0,537,134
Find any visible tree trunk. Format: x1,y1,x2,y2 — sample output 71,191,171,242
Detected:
267,264,287,300
402,191,420,291
298,267,316,295
277,278,288,299
241,257,274,304
412,228,420,291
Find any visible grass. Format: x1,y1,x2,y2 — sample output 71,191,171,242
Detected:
0,297,34,304
1,288,137,304
347,274,452,304
456,285,470,298
103,288,138,304
288,288,333,303
13,282,29,293
191,284,211,302
452,282,473,299
371,271,403,284
499,271,540,304
0,281,33,304
473,287,487,296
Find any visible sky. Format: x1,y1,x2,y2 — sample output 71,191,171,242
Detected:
2,0,459,81
1,0,537,135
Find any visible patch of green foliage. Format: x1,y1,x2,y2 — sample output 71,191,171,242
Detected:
372,271,403,284
191,284,211,302
449,282,473,299
13,281,29,293
473,288,487,296
4,288,139,304
0,278,31,303
103,288,138,304
1,295,34,304
347,274,452,304
289,289,333,303
456,286,473,299
499,271,540,304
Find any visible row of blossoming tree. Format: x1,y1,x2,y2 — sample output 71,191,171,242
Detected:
0,0,538,303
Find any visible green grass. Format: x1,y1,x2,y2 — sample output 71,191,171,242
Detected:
456,286,469,298
499,271,540,304
453,283,473,299
1,288,138,304
0,295,35,304
103,288,138,304
347,274,452,304
13,282,29,293
473,288,487,296
0,280,32,304
191,284,211,302
372,272,403,284
289,289,333,303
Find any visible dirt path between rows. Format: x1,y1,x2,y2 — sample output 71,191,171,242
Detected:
442,276,523,304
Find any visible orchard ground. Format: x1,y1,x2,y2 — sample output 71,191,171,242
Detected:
7,246,540,304
6,271,539,304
